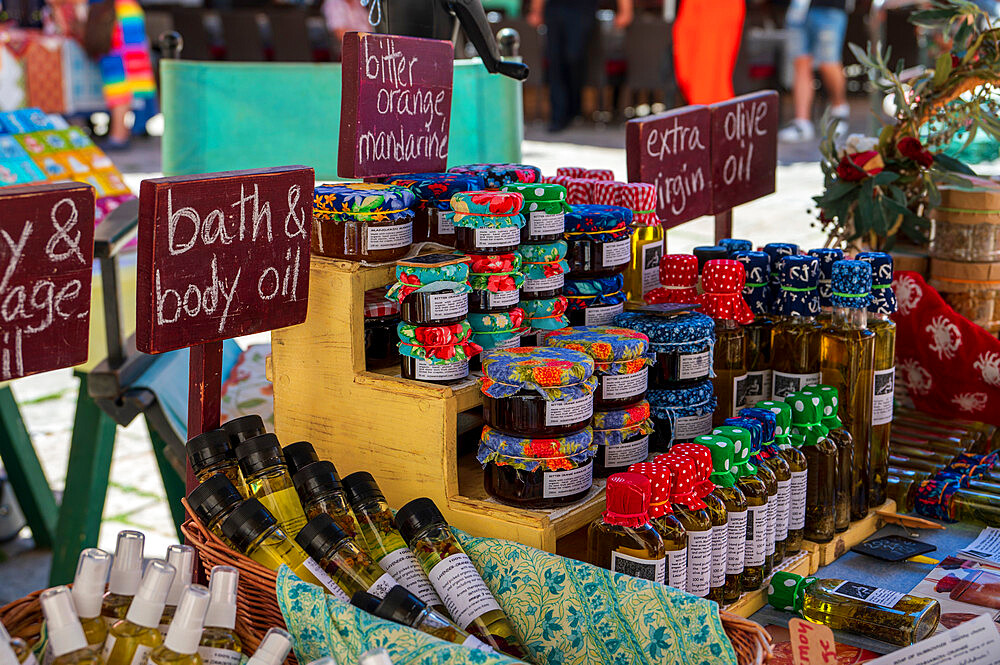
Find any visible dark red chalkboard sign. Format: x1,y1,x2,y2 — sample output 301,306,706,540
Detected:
709,90,779,213
339,31,454,178
0,182,94,381
626,105,712,229
136,166,314,355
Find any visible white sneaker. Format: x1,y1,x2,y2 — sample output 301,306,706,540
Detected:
778,119,816,143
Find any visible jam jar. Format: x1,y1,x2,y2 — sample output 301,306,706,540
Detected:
479,346,597,437
468,308,529,352
592,401,654,478
478,425,596,508
312,183,416,262
565,275,626,326
519,240,569,299
386,254,472,326
565,205,634,278
397,320,480,384
364,287,401,371
544,325,653,409
501,182,569,244
450,191,526,255
448,163,543,190
521,296,569,332
648,380,717,452
613,311,715,387
385,172,485,246
466,253,524,313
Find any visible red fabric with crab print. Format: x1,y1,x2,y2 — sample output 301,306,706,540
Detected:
892,270,1000,425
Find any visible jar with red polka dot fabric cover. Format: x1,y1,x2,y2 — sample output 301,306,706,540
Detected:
623,463,689,591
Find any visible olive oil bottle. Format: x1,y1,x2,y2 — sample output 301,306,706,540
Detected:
282,441,319,477
71,548,112,651
102,531,145,627
626,463,689,591
770,255,822,400
221,415,265,450
219,499,323,586
160,546,195,631
587,473,667,584
714,425,768,592
244,629,292,665
235,434,308,537
356,587,490,651
725,417,777,573
0,622,36,665
732,251,774,406
626,224,664,306
104,559,175,665
295,515,397,600
198,567,242,665
762,243,800,310
801,385,853,532
741,408,791,565
39,587,102,665
149,586,210,665
755,401,807,555
786,391,837,543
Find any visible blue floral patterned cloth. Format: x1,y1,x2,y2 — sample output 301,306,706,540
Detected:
592,401,655,447
313,183,417,222
719,238,752,256
777,255,820,317
521,296,570,331
565,276,626,311
807,248,844,308
385,173,486,210
480,346,596,400
730,251,770,316
856,252,897,315
648,381,717,445
738,408,777,444
612,311,715,355
565,205,634,242
275,530,738,665
830,260,872,310
722,417,762,455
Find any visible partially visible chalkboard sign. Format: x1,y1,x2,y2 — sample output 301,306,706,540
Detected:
0,182,94,380
853,535,936,562
710,90,779,213
136,166,314,354
626,105,712,228
339,32,454,178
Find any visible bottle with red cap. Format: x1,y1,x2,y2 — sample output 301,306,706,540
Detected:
626,464,688,591
587,473,667,585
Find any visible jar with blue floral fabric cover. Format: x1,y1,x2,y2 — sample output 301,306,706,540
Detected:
312,183,416,262
591,401,654,477
384,172,485,245
565,275,626,326
647,380,716,452
565,205,634,277
613,311,714,388
501,182,570,243
447,191,526,255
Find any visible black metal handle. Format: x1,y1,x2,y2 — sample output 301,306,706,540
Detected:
445,0,529,80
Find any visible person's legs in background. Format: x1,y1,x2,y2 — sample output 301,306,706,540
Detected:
544,4,572,132
562,8,596,128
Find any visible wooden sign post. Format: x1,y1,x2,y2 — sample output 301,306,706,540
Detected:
136,166,314,488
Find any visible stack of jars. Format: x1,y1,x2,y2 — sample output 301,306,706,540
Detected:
311,183,416,263
544,326,655,477
447,163,542,190
384,172,485,246
476,347,598,508
564,204,634,327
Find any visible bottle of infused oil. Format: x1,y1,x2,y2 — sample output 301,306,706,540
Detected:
740,408,791,566
160,545,195,631
341,473,444,610
244,629,291,665
235,434,308,537
785,391,837,543
222,415,265,450
103,531,145,627
725,417,777,575
754,401,807,555
0,622,35,665
104,559,175,665
186,430,246,496
292,461,360,538
732,251,774,406
395,498,528,661
282,440,319,477
219,499,323,586
187,476,243,545
149,586,210,665
587,472,667,585
768,571,940,646
198,567,242,665
629,465,689,591
770,255,822,399
857,252,896,510
713,426,768,592
295,514,397,601
71,548,112,651
0,623,27,665
807,248,844,325
820,259,875,521
353,587,489,651
801,385,853,532
39,587,102,665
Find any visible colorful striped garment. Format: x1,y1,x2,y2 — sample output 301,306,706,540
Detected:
97,0,156,107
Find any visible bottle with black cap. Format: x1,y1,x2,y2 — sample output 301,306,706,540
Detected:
293,462,359,538
219,498,322,586
692,246,728,291
186,430,246,496
396,498,526,660
341,473,443,611
367,587,490,651
187,476,243,543
282,441,319,477
235,434,307,537
222,415,265,449
295,514,396,602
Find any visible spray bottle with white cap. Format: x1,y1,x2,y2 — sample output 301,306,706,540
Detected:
159,546,195,631
102,531,146,627
149,585,210,665
104,560,176,665
0,625,21,665
245,629,291,665
197,567,241,665
39,587,101,665
72,549,113,651
0,621,36,665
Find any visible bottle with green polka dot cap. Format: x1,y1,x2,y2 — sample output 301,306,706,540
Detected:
694,435,748,604
756,400,808,555
785,391,838,544
767,571,811,613
801,385,853,533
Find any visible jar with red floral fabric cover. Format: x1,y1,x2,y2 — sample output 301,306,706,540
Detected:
448,191,526,255
397,320,481,384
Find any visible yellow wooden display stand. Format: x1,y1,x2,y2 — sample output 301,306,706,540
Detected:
270,256,606,553
801,499,896,569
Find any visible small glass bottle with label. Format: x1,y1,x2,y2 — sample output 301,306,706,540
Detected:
219,499,323,586
296,514,397,601
39,586,102,665
732,251,774,407
244,629,292,665
587,472,667,585
356,587,489,651
198,567,242,665
104,559,175,665
281,440,319,477
801,385,853,532
770,255,822,400
724,416,777,574
221,415,265,450
186,429,246,496
102,530,145,627
149,585,210,665
235,434,308,537
754,401,808,555
159,545,195,631
740,408,791,566
0,623,36,665
396,499,528,661
187,476,243,545
71,548,112,652
807,248,844,325
785,391,837,543
293,460,360,539
713,426,768,592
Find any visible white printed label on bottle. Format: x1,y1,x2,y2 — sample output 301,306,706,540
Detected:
427,553,503,630
789,470,807,530
302,557,350,601
22,654,37,665
129,644,152,665
602,435,649,468
726,510,747,575
545,393,594,426
474,226,521,249
529,210,565,236
41,645,53,665
674,412,713,440
462,634,493,652
668,548,688,592
414,359,468,381
872,367,895,426
678,351,711,380
102,634,117,662
766,493,776,556
772,371,821,399
829,581,905,609
487,289,520,309
686,530,713,598
732,373,749,417
584,302,624,326
432,209,455,236
543,462,593,498
427,291,469,320
775,479,791,541
611,550,665,583
710,524,729,588
493,334,521,350
366,221,413,251
743,369,772,406
600,366,648,400
641,241,663,295
602,237,631,267
378,547,443,607
523,272,564,294
367,572,398,599
198,647,242,665
745,504,768,567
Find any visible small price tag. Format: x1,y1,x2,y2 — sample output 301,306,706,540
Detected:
789,618,838,665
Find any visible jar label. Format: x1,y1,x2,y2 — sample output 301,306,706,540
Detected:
198,647,242,665
488,289,520,309
523,272,564,294
602,237,631,267
474,226,521,249
414,358,469,381
493,334,521,350
462,634,493,652
766,491,776,556
545,393,594,426
529,210,565,236
829,581,906,609
601,366,648,400
674,412,713,440
303,557,350,601
378,547,443,607
367,571,398,599
611,550,665,583
428,291,469,320
584,302,624,326
772,371,821,399
427,553,503,630
678,351,712,380
726,510,747,575
641,240,663,295
710,523,728,589
745,504,768,567
743,369,772,407
731,373,749,418
790,470,807,530
872,367,895,426
431,209,455,235
602,435,649,468
366,220,413,251
776,479,790,541
543,461,593,498
686,529,712,598
668,548,688,592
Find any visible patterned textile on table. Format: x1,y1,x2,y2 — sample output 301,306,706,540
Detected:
220,343,274,432
24,38,65,112
96,0,155,108
277,530,738,665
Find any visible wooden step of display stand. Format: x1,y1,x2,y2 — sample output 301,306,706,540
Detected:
270,256,606,554
724,549,815,618
801,499,896,569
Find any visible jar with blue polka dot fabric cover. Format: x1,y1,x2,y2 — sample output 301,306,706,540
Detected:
612,311,715,387
647,380,717,452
